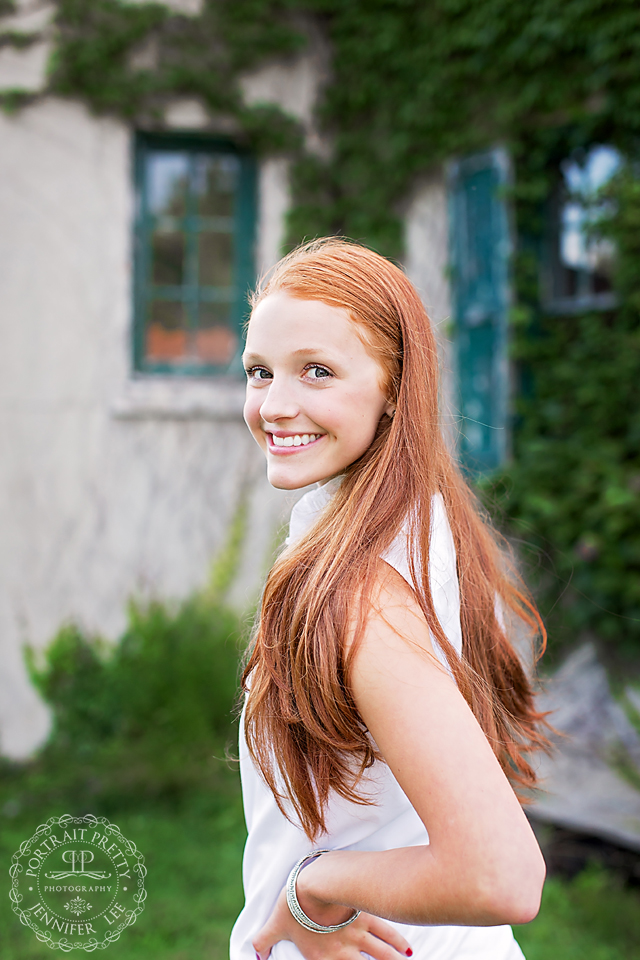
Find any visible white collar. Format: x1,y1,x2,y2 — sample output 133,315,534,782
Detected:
286,475,344,545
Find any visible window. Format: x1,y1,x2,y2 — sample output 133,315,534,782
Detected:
544,144,621,313
133,133,256,376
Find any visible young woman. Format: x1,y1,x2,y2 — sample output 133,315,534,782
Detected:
230,239,548,960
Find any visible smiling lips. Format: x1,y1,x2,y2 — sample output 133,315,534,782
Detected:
269,433,323,449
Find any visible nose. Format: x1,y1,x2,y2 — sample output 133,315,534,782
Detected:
258,374,299,424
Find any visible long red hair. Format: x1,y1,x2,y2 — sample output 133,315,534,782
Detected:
242,238,549,840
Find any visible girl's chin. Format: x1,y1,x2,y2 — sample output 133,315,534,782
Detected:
267,473,321,491
266,463,333,491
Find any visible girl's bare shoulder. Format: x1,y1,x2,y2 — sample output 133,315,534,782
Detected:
345,557,440,667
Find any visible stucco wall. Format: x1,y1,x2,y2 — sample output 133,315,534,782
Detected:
404,174,458,452
0,97,295,758
0,26,454,759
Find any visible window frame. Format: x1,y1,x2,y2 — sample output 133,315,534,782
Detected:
132,131,257,378
541,146,620,316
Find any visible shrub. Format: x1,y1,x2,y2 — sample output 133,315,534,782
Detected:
1,596,245,815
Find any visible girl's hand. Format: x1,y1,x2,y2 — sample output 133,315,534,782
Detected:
253,885,412,960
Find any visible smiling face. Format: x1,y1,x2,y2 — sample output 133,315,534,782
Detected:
243,292,394,490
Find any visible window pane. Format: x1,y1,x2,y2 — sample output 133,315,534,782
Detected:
555,144,621,300
195,154,239,217
199,232,233,287
562,145,620,197
152,230,185,286
135,135,255,376
146,301,188,361
590,237,616,292
147,152,189,217
560,202,588,270
196,304,238,365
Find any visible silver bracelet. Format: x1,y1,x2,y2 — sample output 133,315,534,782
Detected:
285,850,361,934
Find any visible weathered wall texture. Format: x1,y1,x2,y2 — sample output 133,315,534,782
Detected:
404,174,456,451
0,94,293,759
0,23,454,758
0,0,54,91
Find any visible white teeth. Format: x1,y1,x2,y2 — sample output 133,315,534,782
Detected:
272,433,319,447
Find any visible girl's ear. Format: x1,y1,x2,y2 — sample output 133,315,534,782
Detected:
385,405,396,419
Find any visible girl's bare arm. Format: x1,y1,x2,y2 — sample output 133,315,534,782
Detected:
253,564,545,958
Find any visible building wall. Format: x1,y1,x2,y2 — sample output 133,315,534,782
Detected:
0,92,298,759
404,174,457,452
0,22,454,758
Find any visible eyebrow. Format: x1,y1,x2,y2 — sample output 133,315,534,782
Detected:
242,347,335,365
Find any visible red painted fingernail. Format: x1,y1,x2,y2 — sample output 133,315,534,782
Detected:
406,950,413,957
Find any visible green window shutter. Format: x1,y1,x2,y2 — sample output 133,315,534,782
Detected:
448,148,511,473
133,132,256,377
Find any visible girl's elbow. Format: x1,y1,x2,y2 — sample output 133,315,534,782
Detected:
501,876,544,926
478,852,546,926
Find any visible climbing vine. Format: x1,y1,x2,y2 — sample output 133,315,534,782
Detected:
45,0,305,152
483,164,640,653
2,0,640,649
289,0,640,252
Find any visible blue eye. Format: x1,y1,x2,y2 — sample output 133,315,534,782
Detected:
246,366,272,381
306,365,332,380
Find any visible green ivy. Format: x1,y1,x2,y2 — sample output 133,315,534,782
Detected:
0,31,39,48
290,0,640,253
2,0,640,650
483,167,640,651
46,0,305,151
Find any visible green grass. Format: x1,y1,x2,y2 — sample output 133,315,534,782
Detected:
514,866,640,960
3,785,640,959
2,788,247,960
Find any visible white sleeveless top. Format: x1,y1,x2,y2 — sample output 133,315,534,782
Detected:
230,482,525,960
